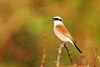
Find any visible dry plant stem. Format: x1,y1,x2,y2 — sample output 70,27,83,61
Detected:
79,55,88,65
40,27,47,67
93,45,100,66
56,43,64,67
64,43,73,64
95,48,100,65
97,55,100,64
94,47,97,67
80,56,82,65
93,45,100,67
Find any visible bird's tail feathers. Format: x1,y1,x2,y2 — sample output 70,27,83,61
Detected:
70,40,82,53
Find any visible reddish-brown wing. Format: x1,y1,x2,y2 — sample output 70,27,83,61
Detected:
56,25,73,39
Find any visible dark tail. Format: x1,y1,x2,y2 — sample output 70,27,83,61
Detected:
72,40,82,53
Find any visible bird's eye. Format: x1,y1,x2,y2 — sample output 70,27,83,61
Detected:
59,19,62,21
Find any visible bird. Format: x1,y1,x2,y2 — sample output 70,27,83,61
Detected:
53,16,82,53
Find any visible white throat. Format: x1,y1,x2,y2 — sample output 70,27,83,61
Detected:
54,21,64,26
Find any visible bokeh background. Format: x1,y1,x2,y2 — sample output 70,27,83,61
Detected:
0,0,100,67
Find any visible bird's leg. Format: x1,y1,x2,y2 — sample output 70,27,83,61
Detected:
61,41,66,47
63,42,67,49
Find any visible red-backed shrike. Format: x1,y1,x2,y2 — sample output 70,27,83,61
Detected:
53,16,82,53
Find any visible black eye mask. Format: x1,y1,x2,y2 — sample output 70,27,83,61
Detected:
53,18,62,21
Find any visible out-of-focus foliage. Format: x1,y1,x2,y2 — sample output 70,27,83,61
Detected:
0,0,100,67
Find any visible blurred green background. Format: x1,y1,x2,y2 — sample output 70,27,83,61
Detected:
0,0,100,67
